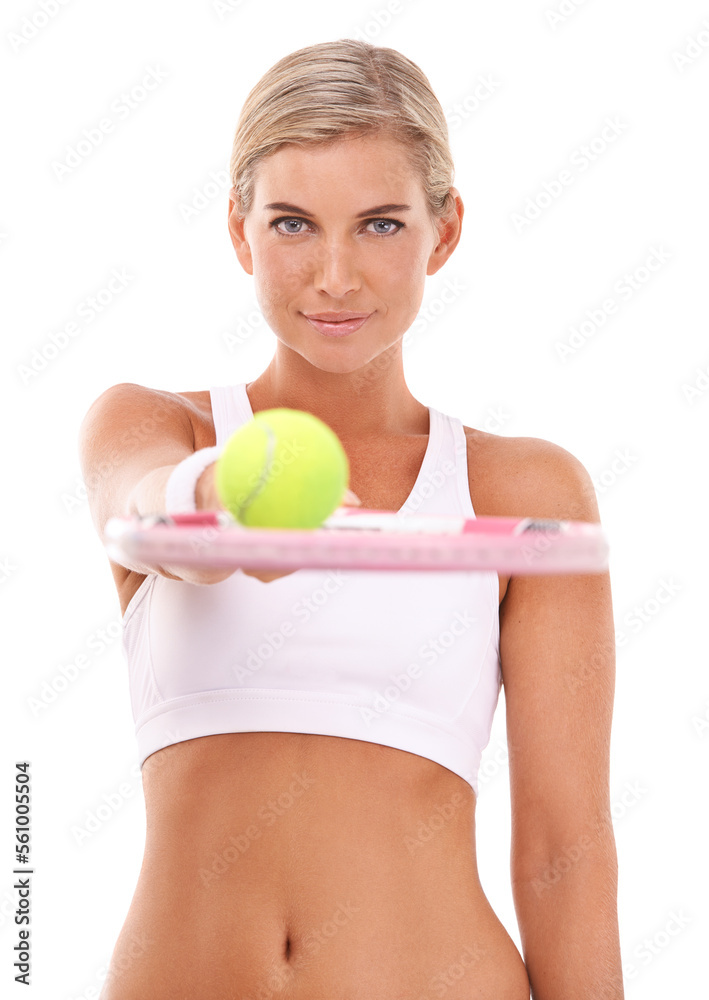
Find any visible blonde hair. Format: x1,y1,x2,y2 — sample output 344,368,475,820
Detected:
229,39,455,221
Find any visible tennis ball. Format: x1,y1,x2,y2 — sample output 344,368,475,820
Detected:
215,408,350,529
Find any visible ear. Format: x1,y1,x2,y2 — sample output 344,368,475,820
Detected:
426,188,464,277
227,187,254,276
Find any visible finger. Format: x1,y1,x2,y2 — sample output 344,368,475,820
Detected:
342,488,362,506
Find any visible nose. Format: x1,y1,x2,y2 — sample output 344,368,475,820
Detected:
311,241,362,298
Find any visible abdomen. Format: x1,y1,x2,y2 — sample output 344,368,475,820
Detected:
99,732,530,1000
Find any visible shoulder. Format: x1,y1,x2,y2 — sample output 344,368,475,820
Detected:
82,381,196,415
80,383,213,441
462,426,600,524
175,389,216,445
174,388,212,415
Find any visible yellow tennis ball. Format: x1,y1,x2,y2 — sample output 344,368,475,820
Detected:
215,408,350,529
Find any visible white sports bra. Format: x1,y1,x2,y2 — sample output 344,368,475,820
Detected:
121,384,502,795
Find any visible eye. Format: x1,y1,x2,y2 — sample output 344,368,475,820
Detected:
269,216,405,237
271,217,310,235
365,218,404,235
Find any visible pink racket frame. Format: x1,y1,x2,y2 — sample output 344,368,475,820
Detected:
104,508,609,575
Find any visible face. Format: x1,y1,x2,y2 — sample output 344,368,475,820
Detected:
227,134,462,373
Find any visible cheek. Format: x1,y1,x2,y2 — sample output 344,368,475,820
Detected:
374,243,430,299
378,229,432,270
393,248,428,279
252,248,305,302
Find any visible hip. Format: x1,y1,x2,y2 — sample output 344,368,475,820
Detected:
99,893,530,1000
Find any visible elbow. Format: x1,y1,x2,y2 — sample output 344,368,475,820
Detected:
512,826,619,900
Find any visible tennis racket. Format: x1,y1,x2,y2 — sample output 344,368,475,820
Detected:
104,508,609,574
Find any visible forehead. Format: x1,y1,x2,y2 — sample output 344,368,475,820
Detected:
253,134,425,206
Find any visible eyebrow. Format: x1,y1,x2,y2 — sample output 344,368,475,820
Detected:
263,202,412,218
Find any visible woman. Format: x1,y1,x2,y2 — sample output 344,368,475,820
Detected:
80,39,623,999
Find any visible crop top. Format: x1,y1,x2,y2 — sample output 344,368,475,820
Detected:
121,383,502,795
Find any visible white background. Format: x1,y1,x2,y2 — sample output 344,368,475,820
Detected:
2,0,708,997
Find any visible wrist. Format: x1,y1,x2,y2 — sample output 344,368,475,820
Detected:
195,461,219,511
164,446,222,513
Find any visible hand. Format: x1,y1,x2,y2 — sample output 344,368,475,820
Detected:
196,461,223,512
243,490,361,582
242,566,297,582
341,488,362,507
203,474,361,582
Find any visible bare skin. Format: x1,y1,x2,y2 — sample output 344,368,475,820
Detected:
99,385,533,1000
86,134,621,998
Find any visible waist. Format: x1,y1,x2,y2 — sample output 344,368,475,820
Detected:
102,733,530,999
140,731,479,866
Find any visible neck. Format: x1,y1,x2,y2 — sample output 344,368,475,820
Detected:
245,345,429,441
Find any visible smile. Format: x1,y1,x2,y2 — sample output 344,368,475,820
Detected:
303,313,372,337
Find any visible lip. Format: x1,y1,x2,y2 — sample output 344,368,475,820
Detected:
303,312,372,336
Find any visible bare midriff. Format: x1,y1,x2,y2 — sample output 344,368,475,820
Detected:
101,389,529,998
100,733,530,999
